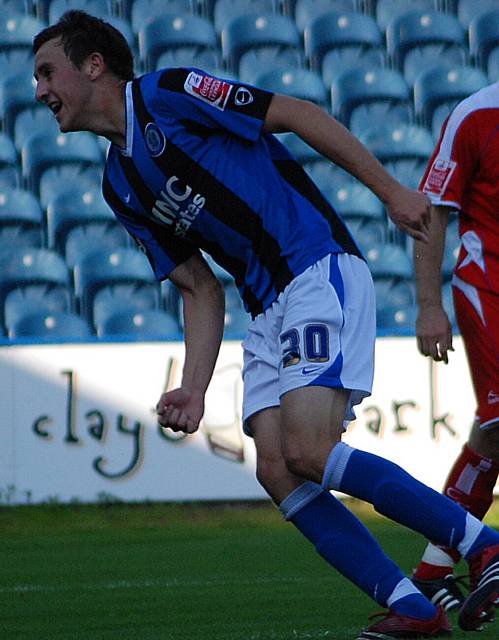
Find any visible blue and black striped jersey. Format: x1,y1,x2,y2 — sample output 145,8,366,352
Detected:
103,67,362,317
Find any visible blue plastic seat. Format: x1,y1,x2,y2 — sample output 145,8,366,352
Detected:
97,308,180,339
73,247,159,322
365,242,414,281
360,123,434,162
65,224,131,270
377,302,418,333
331,67,412,133
0,70,37,135
321,46,386,87
9,310,92,340
48,0,113,22
304,159,355,191
239,47,303,84
253,67,327,105
21,131,103,194
373,279,416,312
375,0,437,32
0,187,44,248
487,46,499,82
294,0,356,34
345,218,388,255
0,132,19,187
38,165,102,209
0,14,46,55
14,105,60,153
3,285,71,332
138,13,217,71
223,281,250,337
469,9,499,71
414,65,489,129
213,0,277,35
221,13,300,72
131,0,195,33
0,247,72,327
386,10,467,84
442,215,460,282
304,11,383,71
457,0,499,29
0,49,32,81
156,47,223,74
323,182,384,220
442,280,458,330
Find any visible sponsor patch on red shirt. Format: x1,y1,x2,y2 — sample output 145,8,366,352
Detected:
423,158,457,196
184,71,232,110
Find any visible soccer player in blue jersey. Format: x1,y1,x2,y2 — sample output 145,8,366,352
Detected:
33,11,499,637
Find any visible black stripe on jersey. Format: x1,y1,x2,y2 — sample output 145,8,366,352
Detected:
132,78,293,310
273,159,363,260
158,68,273,121
103,165,197,268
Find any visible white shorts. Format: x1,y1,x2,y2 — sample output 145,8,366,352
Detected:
242,253,375,435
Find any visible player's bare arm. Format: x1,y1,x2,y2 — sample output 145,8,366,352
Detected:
413,204,454,363
156,254,225,433
263,94,430,242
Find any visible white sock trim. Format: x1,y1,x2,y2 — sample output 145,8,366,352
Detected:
322,441,355,491
279,481,323,521
458,513,484,558
421,543,456,568
387,578,421,607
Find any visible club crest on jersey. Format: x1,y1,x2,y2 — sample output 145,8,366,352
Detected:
184,71,232,110
145,122,166,157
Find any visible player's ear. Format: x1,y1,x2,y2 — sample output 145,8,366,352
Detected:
85,52,106,80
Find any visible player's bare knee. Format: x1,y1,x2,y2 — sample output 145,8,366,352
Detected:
255,453,288,494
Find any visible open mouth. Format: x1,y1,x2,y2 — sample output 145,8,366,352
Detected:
49,101,62,115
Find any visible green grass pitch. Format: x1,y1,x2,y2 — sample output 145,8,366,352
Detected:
1,499,498,639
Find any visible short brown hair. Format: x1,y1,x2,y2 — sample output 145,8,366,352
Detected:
33,10,134,81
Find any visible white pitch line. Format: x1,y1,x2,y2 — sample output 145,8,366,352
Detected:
0,575,335,595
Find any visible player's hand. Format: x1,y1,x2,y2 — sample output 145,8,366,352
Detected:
416,305,454,364
385,186,431,243
156,387,204,434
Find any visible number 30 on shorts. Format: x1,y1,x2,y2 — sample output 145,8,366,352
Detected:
280,323,330,368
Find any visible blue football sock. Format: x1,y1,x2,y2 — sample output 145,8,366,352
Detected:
279,482,436,618
322,443,499,556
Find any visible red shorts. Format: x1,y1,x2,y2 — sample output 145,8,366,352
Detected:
453,279,499,428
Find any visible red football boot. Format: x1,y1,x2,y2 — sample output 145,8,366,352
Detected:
357,605,451,639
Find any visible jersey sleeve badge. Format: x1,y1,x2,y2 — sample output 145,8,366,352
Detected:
422,158,457,197
184,71,233,110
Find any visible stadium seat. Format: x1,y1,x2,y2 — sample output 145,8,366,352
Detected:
304,159,355,191
321,46,386,87
365,242,414,281
373,279,416,311
0,247,72,327
293,0,356,34
213,0,277,35
457,0,499,29
359,123,434,190
3,285,72,332
223,281,250,336
46,187,116,251
0,14,46,56
253,68,327,105
386,10,467,84
48,0,113,22
38,165,102,208
239,46,303,84
1,0,33,15
96,308,180,339
138,13,218,71
221,13,300,72
64,224,131,271
9,310,92,340
73,247,159,322
487,46,499,82
413,65,489,131
374,0,437,32
92,284,162,330
469,10,499,71
0,49,33,82
377,302,418,333
442,280,457,329
0,70,37,135
304,11,383,72
13,105,60,153
156,48,223,74
344,217,388,255
0,187,44,249
323,182,384,220
330,67,412,134
0,131,20,188
442,215,460,281
21,131,103,194
131,0,196,33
